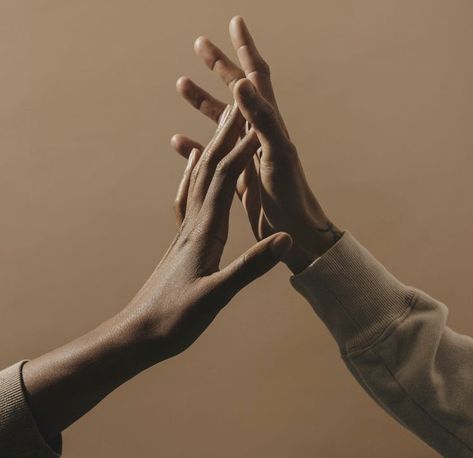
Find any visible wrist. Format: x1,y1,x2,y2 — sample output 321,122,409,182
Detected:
284,219,343,275
112,287,190,366
22,314,156,440
106,309,164,369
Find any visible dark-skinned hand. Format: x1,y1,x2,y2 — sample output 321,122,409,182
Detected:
22,103,292,442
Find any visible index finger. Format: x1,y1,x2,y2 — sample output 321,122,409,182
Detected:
194,36,245,91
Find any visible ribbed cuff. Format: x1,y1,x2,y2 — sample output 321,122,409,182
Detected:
0,361,62,457
290,232,416,353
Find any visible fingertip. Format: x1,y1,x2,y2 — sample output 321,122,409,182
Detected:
234,78,256,100
176,76,190,92
194,36,209,53
229,15,252,47
230,15,244,31
269,233,293,259
170,133,183,149
171,134,188,149
171,134,191,158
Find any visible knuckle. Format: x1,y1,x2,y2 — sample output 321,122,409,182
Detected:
255,103,275,125
199,151,211,166
200,151,218,170
216,159,239,180
209,56,222,71
227,74,242,89
215,159,230,174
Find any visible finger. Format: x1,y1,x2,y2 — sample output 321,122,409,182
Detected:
229,16,276,105
237,156,262,238
216,232,293,297
174,148,201,226
176,76,227,123
190,102,245,207
200,130,259,234
171,134,204,159
194,36,245,90
233,79,289,151
172,132,262,237
171,104,231,163
170,132,259,203
187,103,233,212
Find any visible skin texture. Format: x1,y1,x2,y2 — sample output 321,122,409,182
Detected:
22,104,292,444
173,16,342,274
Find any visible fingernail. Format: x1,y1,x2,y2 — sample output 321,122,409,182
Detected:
269,234,293,259
239,79,256,100
218,105,231,127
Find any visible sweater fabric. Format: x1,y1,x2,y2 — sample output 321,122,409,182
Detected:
0,361,60,457
291,232,473,457
1,232,472,456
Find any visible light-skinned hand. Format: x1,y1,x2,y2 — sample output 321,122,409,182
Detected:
172,16,342,273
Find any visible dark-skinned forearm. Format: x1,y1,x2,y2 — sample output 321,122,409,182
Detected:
22,310,156,444
18,97,290,452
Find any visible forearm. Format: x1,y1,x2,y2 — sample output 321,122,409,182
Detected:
22,310,155,443
291,232,473,456
344,291,473,457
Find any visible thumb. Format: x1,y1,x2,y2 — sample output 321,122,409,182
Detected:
233,78,288,149
216,232,293,297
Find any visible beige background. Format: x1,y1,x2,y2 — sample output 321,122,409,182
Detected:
1,1,472,456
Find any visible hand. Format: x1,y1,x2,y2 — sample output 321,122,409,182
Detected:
22,104,292,442
172,16,342,274
125,102,292,359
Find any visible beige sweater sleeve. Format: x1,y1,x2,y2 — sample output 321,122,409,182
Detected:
291,232,473,457
0,361,61,457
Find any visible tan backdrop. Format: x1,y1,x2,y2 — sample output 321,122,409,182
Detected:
1,1,472,457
